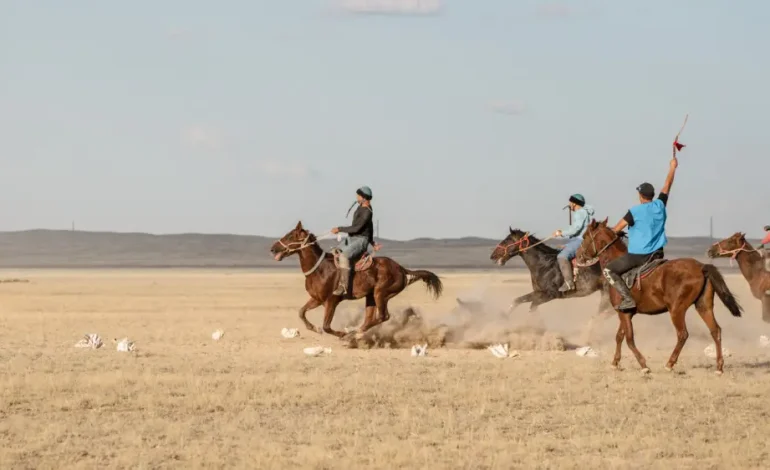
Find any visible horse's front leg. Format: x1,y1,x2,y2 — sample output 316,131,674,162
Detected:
299,298,322,334
509,292,535,312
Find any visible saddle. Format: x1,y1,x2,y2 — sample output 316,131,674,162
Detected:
622,258,668,290
333,251,374,272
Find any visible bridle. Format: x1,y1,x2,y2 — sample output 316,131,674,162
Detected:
496,232,555,258
277,233,316,254
275,233,326,276
579,227,622,266
710,239,756,265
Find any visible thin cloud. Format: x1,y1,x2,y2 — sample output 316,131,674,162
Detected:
536,3,575,18
259,160,320,180
167,27,193,39
336,0,444,16
181,125,224,151
490,101,527,116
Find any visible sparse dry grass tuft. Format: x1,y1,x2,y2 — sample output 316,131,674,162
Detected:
1,269,769,469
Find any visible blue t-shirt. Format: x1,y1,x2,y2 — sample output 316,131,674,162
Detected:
623,194,668,255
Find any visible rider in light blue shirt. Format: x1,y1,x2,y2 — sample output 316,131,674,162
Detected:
552,194,594,292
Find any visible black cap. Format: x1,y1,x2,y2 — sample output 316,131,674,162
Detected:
636,182,655,199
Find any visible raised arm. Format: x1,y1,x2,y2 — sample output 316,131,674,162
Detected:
659,154,679,196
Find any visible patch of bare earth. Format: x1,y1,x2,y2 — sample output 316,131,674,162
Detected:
0,270,769,468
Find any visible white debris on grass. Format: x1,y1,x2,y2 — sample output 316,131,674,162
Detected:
488,343,519,359
303,346,332,357
281,328,300,339
74,334,103,349
760,335,770,348
575,346,599,358
114,337,136,352
410,344,428,357
704,344,731,359
212,329,225,341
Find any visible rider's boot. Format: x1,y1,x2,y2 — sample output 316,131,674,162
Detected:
333,268,350,296
603,268,636,312
557,258,575,293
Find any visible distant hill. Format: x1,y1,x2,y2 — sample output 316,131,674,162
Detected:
0,230,749,270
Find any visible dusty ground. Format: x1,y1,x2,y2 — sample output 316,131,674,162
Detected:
1,269,769,469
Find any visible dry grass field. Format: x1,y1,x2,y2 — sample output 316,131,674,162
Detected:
1,269,770,469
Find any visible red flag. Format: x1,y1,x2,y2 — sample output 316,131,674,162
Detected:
673,140,685,152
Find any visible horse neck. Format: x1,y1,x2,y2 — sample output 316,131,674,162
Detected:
734,249,763,285
296,244,326,273
518,246,553,272
597,238,627,268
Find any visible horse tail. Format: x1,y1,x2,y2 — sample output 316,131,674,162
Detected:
404,269,443,300
703,264,743,317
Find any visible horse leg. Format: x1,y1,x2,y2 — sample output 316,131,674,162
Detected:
528,292,553,313
321,297,345,338
356,293,378,333
695,288,724,374
612,315,625,369
299,298,323,334
664,305,690,372
510,292,534,312
621,313,649,373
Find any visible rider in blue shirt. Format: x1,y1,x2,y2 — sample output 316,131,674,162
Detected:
606,155,679,311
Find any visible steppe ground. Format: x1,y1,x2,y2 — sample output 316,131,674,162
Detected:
1,269,769,469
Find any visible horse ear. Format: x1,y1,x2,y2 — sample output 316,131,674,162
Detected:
509,226,514,234
295,221,304,231
589,219,597,229
601,217,608,226
741,232,746,239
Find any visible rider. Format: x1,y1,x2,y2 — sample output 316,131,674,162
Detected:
330,186,380,296
552,194,595,292
605,154,679,311
757,226,770,251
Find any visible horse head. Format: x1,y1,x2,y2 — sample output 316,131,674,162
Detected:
270,221,315,261
707,232,748,259
577,218,614,263
490,227,531,266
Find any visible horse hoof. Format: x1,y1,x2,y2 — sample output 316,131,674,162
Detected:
714,370,724,376
610,364,620,371
664,366,673,372
641,368,651,375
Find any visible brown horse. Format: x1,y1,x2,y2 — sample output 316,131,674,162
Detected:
578,218,743,374
708,232,770,322
270,221,443,338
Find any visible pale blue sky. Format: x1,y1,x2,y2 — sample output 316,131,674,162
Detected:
1,0,767,240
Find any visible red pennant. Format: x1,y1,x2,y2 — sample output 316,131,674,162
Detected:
673,140,685,152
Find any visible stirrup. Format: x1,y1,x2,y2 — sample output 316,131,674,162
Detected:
558,282,574,292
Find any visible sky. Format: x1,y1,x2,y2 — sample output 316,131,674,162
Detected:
1,0,768,240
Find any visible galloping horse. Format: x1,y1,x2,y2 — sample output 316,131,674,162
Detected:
708,232,770,322
490,228,612,315
579,218,743,374
270,222,443,337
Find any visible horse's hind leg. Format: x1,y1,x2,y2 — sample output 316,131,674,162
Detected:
299,298,322,334
664,304,690,371
321,297,345,338
357,293,378,333
612,316,625,369
695,283,724,374
621,313,649,372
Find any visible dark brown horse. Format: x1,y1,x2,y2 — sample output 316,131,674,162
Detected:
578,218,743,374
708,232,770,322
490,228,611,315
270,222,443,338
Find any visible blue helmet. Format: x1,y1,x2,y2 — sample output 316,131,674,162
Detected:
356,186,373,200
